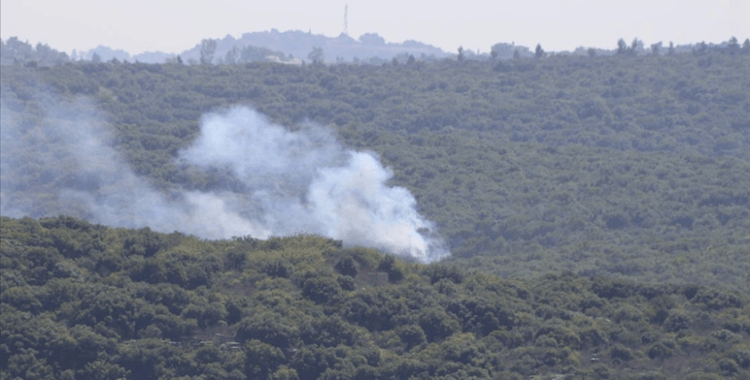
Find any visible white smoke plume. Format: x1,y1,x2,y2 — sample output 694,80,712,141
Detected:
181,107,448,262
0,91,448,262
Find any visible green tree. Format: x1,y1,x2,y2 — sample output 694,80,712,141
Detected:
650,42,661,55
694,41,708,55
419,307,460,342
225,45,239,64
334,256,358,277
308,47,325,65
245,339,286,379
377,255,404,283
534,44,544,59
397,324,427,349
302,276,342,304
727,36,740,53
200,39,217,65
616,38,628,55
630,38,642,54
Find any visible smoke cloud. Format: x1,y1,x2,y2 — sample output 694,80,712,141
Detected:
0,90,448,263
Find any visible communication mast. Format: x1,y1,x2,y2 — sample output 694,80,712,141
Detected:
344,4,348,36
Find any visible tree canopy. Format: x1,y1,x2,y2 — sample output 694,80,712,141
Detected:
1,216,749,379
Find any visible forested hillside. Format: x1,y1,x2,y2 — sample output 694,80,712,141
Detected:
2,216,749,379
2,44,749,294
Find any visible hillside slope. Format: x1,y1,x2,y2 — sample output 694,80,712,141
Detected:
1,46,749,294
2,216,749,379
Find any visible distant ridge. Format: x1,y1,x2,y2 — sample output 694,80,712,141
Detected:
178,29,450,64
62,30,450,64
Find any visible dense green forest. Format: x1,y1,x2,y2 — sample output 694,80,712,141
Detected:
1,38,750,378
2,216,749,379
2,43,749,290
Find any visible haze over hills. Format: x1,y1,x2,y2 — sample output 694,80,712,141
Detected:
75,30,451,64
6,28,744,66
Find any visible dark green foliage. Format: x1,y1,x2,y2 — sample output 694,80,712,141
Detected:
236,311,299,350
377,255,404,283
334,256,358,277
424,264,465,285
224,249,248,271
302,276,342,304
418,307,461,342
123,227,164,257
2,216,749,379
684,373,723,380
609,344,634,362
647,341,674,360
264,259,294,278
244,339,286,378
397,324,427,349
693,289,744,310
343,288,408,331
336,275,356,291
663,309,693,332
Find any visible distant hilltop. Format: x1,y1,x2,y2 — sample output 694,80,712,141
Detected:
177,29,450,65
54,30,451,65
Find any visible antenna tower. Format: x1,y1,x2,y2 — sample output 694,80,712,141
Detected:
344,4,348,36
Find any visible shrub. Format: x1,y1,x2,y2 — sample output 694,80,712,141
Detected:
337,275,356,291
377,255,405,283
272,366,300,380
245,339,287,379
419,308,460,342
397,324,426,349
302,276,342,304
224,250,247,270
534,334,558,348
589,363,613,379
647,342,674,360
487,330,526,349
263,259,293,278
579,327,609,350
733,349,750,369
423,265,465,285
664,309,693,332
692,289,743,310
718,358,739,374
684,373,723,380
614,304,644,323
610,344,634,362
534,323,581,350
627,372,666,380
710,329,738,342
441,333,481,363
236,312,299,349
334,256,358,277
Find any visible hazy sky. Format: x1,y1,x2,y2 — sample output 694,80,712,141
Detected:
2,0,748,55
